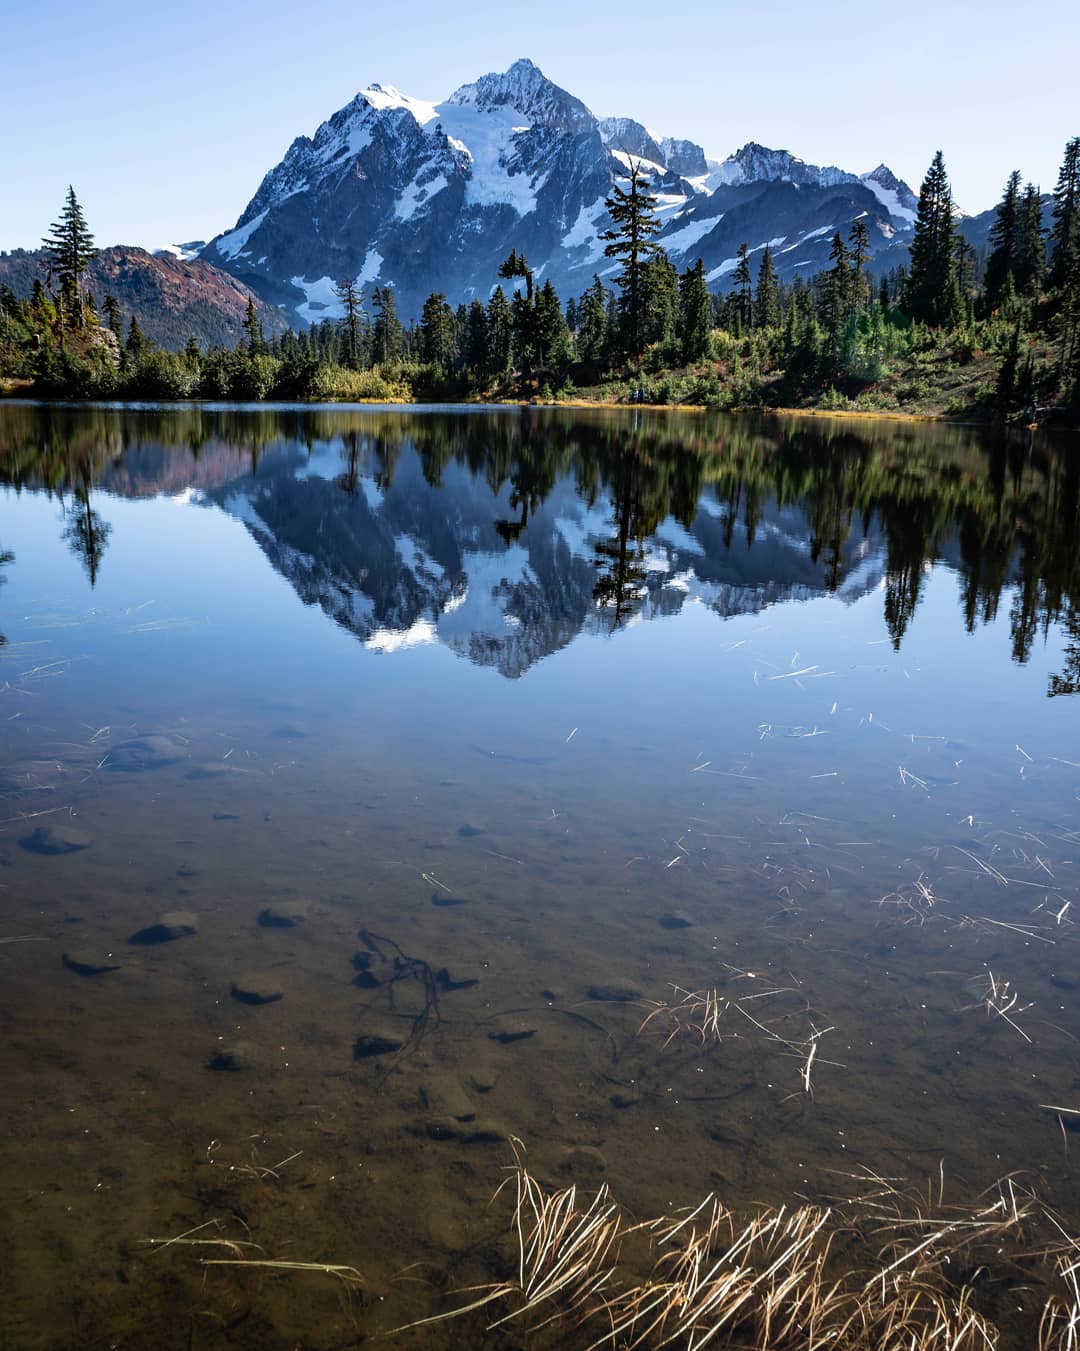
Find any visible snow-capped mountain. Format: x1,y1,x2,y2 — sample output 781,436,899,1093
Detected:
201,58,919,325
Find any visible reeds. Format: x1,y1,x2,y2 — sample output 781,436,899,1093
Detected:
638,977,838,1097
396,1138,622,1334
393,1151,1080,1349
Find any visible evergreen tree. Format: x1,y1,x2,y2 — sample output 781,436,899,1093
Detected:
464,299,488,374
42,186,97,328
372,287,404,363
641,253,680,351
984,170,1021,310
678,260,712,361
486,287,514,377
419,292,456,369
904,150,963,326
183,335,201,368
533,280,570,367
731,244,753,330
498,249,535,303
242,297,266,355
848,219,871,312
822,232,851,339
102,294,123,342
577,276,610,363
754,246,781,330
125,314,145,363
332,276,364,368
600,161,664,353
1049,137,1080,292
955,236,978,311
1014,184,1046,300
511,289,537,373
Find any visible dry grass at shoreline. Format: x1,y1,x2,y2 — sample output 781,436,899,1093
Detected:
390,1146,1080,1349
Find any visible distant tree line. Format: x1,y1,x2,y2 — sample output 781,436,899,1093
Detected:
2,138,1078,421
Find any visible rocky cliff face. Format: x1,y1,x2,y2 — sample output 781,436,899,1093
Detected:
199,58,921,324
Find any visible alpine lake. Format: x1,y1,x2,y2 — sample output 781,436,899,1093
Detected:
2,400,1080,1350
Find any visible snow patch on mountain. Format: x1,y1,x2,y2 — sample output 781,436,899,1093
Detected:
860,175,917,226
661,214,722,255
291,252,382,322
153,241,206,261
359,83,439,125
428,101,541,215
561,196,610,259
395,169,449,220
216,209,268,261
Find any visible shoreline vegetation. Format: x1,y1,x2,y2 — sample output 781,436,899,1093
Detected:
0,383,1006,425
2,145,1078,426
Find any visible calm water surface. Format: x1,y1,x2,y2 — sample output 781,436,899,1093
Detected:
1,402,1079,1348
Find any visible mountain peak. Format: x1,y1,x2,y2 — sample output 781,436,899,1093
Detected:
446,59,595,133
859,164,918,220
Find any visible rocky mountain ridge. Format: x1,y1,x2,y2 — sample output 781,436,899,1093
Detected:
198,58,925,324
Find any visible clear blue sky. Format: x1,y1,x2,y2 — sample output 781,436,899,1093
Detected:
2,0,1077,251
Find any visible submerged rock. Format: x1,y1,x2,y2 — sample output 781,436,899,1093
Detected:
419,1079,476,1122
231,973,284,1005
456,822,486,837
105,735,187,772
409,1116,505,1144
586,983,643,1003
431,892,468,907
557,1146,607,1178
353,1032,403,1059
21,824,92,855
207,1041,256,1072
488,1018,536,1045
129,911,199,945
658,912,692,930
62,951,122,977
258,900,310,928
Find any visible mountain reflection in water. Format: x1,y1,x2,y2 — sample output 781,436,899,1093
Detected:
2,402,1079,687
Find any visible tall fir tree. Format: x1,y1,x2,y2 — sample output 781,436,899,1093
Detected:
42,186,97,328
464,299,488,374
102,294,123,343
904,151,963,327
242,297,266,355
848,219,871,312
753,246,781,330
599,161,664,353
822,232,851,339
372,287,404,363
332,276,364,368
419,292,456,369
577,276,610,363
731,244,753,331
485,286,514,376
678,260,712,361
984,170,1022,310
1049,137,1080,292
641,253,680,350
1014,184,1046,300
